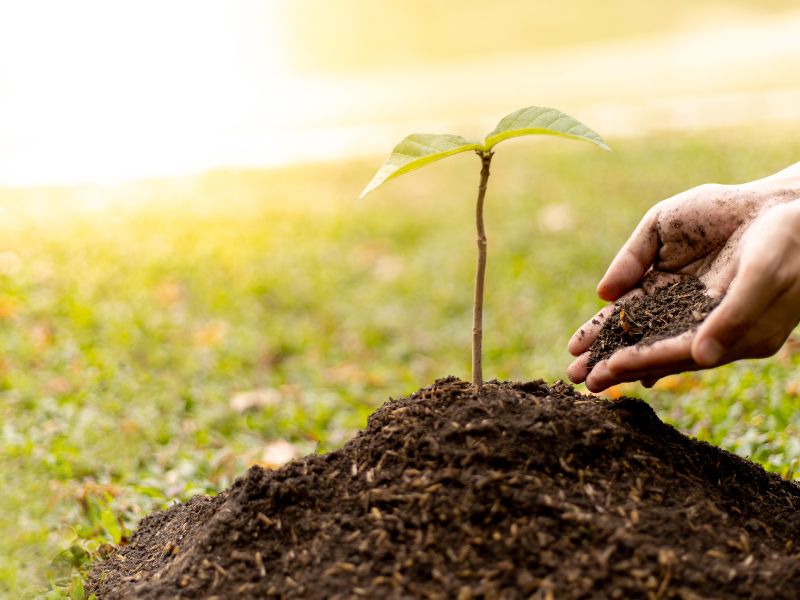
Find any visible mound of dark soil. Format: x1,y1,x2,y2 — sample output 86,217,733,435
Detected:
89,378,800,599
588,277,721,368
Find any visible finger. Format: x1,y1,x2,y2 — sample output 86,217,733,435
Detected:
692,260,788,367
711,282,800,364
607,332,693,373
568,288,645,356
612,361,700,386
597,207,660,301
584,359,613,392
567,352,591,384
585,333,693,392
568,305,613,356
588,359,699,393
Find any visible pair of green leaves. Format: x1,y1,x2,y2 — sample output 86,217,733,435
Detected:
360,106,609,199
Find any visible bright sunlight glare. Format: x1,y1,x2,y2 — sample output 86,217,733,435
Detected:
0,1,307,186
1,1,799,188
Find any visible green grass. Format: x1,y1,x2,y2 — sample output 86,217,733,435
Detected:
1,128,799,597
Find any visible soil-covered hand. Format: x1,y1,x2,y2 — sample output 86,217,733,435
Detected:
568,164,800,392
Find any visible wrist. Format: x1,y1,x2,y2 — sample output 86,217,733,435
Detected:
771,161,800,179
749,161,800,197
740,169,800,207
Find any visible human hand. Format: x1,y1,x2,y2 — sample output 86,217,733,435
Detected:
567,172,800,392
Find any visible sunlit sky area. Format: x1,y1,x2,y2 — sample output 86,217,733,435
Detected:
0,0,799,186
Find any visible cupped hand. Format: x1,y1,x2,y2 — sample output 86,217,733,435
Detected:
567,174,800,392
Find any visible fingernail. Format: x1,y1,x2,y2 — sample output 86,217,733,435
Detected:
695,338,723,366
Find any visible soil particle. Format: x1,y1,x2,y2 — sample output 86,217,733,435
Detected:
89,377,800,599
588,276,721,368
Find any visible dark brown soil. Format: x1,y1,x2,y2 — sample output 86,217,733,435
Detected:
89,378,800,599
588,277,722,368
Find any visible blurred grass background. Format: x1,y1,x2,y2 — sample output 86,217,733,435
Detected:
281,0,799,70
1,0,800,597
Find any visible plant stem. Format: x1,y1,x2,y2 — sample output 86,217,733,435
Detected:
472,151,493,391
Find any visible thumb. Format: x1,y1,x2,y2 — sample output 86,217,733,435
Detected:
597,208,660,301
691,264,776,367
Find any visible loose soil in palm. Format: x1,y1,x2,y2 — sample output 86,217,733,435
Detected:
587,276,722,368
89,378,800,599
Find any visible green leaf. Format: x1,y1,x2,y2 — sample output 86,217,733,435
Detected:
70,574,85,600
484,106,609,151
359,133,479,198
99,508,122,545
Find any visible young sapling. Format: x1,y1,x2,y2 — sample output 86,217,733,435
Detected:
360,106,608,390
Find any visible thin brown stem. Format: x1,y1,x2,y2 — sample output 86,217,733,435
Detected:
472,151,493,391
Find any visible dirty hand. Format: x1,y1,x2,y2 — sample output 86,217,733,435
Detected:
567,164,800,392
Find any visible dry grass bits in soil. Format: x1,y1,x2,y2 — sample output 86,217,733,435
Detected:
89,378,800,599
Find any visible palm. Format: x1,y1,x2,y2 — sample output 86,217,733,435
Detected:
645,187,758,292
